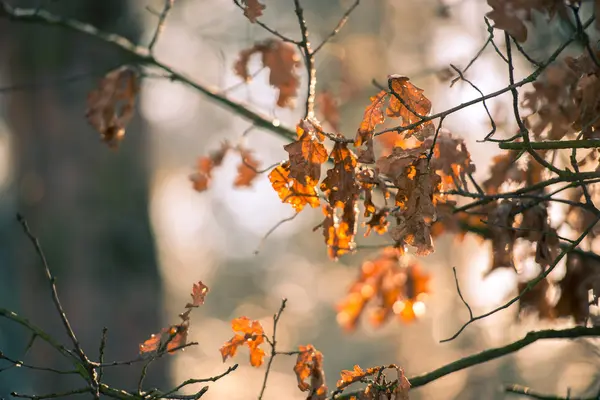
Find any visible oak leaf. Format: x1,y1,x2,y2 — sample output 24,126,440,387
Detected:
234,39,301,108
337,365,381,390
354,90,387,163
234,148,261,187
190,142,230,192
86,66,139,148
220,317,266,367
554,252,600,323
269,161,320,212
518,278,555,320
284,120,328,185
294,345,327,399
185,281,209,308
336,248,430,331
241,0,265,23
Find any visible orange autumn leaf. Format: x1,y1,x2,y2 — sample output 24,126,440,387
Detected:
234,39,301,108
140,280,208,355
337,364,381,390
387,75,434,140
234,149,260,187
139,324,189,355
320,204,358,260
86,66,139,148
294,345,327,398
190,142,231,192
139,333,161,354
284,120,328,185
185,281,209,309
269,161,320,212
337,248,430,330
220,316,266,367
354,90,387,163
241,0,265,23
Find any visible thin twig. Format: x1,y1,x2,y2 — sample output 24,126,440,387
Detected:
254,214,299,255
159,364,238,398
258,299,288,400
10,388,91,399
505,384,595,400
293,0,316,119
440,214,600,342
16,215,90,365
312,0,360,54
148,0,175,52
450,267,473,320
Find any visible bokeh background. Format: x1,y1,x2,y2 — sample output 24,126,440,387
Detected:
0,0,599,399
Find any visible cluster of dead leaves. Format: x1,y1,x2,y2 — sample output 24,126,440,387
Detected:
485,0,591,43
269,76,475,259
523,48,600,141
139,281,208,354
520,251,600,323
294,344,328,399
235,39,301,108
190,141,260,192
218,315,412,398
86,66,139,149
337,247,430,330
336,364,410,400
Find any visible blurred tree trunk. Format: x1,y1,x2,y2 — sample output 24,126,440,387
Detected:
0,0,166,395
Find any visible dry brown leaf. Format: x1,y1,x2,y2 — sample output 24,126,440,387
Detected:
294,345,327,399
336,248,430,331
234,39,301,108
234,148,261,187
220,317,266,367
518,278,555,320
269,161,320,212
189,142,233,192
86,66,139,148
241,0,265,23
185,281,209,308
554,252,600,323
284,120,328,185
487,200,518,273
337,365,382,390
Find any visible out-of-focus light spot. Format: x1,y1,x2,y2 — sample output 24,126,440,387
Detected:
467,247,517,308
360,284,375,298
141,79,201,125
412,301,427,317
272,119,280,127
393,300,406,314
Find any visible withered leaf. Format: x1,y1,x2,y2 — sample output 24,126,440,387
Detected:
234,148,261,187
487,200,519,273
554,252,600,324
269,161,320,212
336,248,430,331
186,281,209,308
241,0,265,23
284,120,328,185
337,365,382,390
294,344,327,399
234,39,301,108
220,316,266,367
86,66,139,148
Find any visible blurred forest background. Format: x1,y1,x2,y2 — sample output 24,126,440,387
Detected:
0,0,599,399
